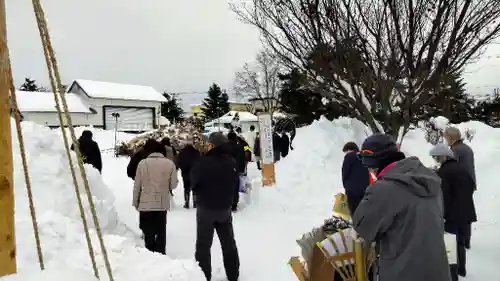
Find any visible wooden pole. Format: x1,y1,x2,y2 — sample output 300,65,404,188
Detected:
0,0,17,277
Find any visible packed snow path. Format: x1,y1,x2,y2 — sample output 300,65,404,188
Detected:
10,117,500,281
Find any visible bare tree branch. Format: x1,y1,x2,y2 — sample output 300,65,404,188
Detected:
231,0,500,136
232,50,282,113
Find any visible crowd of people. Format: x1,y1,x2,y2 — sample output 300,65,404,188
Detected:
342,127,477,281
69,123,477,281
119,125,292,281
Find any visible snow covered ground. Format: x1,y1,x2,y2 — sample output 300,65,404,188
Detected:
5,116,500,280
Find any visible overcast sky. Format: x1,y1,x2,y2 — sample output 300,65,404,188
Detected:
6,0,261,99
6,0,500,107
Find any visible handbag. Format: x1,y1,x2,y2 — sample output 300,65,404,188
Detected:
444,232,457,264
239,175,247,193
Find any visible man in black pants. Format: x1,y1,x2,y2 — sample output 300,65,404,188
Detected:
177,139,201,208
190,132,240,281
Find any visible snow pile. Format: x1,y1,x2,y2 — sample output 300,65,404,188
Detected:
268,116,500,280
430,116,450,130
12,119,205,281
63,126,137,150
0,269,98,281
253,117,370,221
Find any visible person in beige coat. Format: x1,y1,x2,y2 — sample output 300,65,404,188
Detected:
132,141,178,254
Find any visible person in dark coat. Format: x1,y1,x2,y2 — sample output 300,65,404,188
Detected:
127,139,164,180
254,132,261,170
226,132,246,211
354,133,451,281
280,132,290,158
190,132,240,281
430,143,477,280
161,137,178,168
341,142,371,215
226,132,247,174
177,139,201,209
71,130,102,173
237,135,252,167
444,126,476,249
272,131,282,162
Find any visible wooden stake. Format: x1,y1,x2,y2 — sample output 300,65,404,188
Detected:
0,0,17,276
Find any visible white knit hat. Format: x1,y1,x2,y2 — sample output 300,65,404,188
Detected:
429,143,454,158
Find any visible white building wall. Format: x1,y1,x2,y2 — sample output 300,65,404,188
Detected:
86,99,161,128
68,83,162,128
22,112,92,127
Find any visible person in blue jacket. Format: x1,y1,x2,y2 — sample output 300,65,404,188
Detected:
341,142,371,215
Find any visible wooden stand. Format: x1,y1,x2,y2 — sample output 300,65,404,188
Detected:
289,237,374,281
289,245,335,281
0,0,17,276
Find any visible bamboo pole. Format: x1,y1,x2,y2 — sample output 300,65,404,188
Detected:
354,238,367,281
0,0,17,276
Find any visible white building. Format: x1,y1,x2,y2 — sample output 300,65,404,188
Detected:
15,90,94,127
15,79,167,132
66,79,166,131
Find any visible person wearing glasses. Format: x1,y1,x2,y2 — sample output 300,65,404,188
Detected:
352,133,451,281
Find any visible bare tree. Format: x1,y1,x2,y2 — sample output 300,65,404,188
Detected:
231,0,500,139
233,50,281,114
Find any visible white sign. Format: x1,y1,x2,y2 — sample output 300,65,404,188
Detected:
258,113,274,164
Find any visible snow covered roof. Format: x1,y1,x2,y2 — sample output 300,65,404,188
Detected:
14,91,92,113
190,100,252,107
204,111,258,126
222,111,257,121
71,79,167,102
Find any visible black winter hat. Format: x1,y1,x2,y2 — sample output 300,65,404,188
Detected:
359,133,404,169
208,132,228,147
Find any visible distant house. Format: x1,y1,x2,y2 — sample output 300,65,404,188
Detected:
190,101,252,118
248,97,279,113
15,90,93,127
67,79,166,131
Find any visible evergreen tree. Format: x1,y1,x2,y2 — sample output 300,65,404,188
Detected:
20,78,41,92
160,93,185,123
472,90,500,127
418,71,475,123
278,68,351,126
201,83,230,120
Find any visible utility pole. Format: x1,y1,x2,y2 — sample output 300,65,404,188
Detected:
0,0,17,276
111,112,120,157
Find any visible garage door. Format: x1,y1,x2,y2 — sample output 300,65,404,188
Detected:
103,106,155,132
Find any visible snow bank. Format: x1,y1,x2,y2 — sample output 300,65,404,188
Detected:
64,126,137,150
265,116,500,280
0,269,98,281
252,117,370,223
11,119,205,281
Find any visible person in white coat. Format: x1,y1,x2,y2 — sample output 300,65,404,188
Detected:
240,125,257,161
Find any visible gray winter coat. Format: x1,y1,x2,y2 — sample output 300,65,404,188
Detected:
450,140,476,188
353,157,451,281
